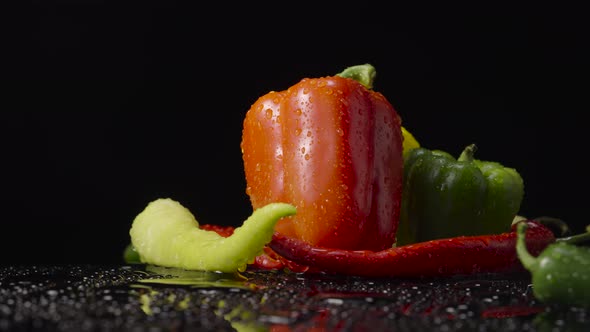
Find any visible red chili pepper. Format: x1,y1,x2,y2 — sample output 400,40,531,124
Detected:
268,220,555,278
253,246,314,273
199,223,234,237
241,64,403,251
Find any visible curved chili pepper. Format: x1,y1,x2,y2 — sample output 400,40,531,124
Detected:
268,220,555,278
199,223,312,272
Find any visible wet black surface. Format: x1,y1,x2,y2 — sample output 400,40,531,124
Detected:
1,265,589,331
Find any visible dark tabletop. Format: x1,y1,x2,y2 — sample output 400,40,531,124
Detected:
1,264,588,331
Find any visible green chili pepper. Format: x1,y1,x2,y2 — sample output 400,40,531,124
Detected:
123,243,140,264
397,144,524,245
516,222,590,308
129,198,296,273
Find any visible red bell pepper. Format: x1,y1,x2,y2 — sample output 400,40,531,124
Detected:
241,64,403,251
268,220,555,278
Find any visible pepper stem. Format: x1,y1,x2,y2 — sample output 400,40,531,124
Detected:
557,231,590,246
515,222,538,272
457,144,477,162
336,64,376,90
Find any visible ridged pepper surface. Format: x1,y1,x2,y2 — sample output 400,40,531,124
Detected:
397,144,524,245
241,64,403,251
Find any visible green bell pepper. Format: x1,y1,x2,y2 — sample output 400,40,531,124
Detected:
396,144,524,245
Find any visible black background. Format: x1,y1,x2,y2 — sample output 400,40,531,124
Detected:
3,2,587,264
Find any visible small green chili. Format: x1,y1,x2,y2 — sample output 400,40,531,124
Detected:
516,222,590,307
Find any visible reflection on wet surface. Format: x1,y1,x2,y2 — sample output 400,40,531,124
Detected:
0,264,588,331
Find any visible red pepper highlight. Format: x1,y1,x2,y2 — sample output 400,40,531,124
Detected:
268,220,555,278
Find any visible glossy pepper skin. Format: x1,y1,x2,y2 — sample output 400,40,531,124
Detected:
516,222,590,308
397,144,524,245
241,64,403,251
269,220,554,278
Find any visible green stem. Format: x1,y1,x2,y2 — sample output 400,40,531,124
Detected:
557,231,590,246
515,222,538,272
336,64,376,90
457,144,477,162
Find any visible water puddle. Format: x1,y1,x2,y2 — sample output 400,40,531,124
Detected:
135,265,253,289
